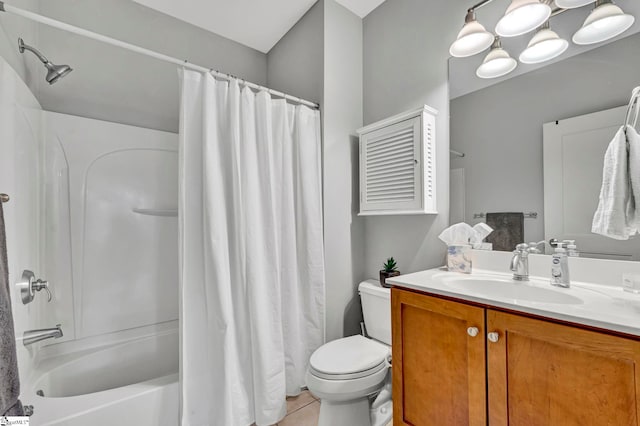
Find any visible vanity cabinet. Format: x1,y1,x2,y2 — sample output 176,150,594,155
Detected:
391,288,487,425
487,310,640,426
392,287,640,426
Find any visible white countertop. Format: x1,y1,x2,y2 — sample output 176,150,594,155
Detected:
387,267,640,338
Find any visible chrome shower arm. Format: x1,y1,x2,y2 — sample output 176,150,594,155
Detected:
18,38,50,64
17,37,72,84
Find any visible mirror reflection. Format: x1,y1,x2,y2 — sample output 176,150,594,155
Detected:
450,31,640,260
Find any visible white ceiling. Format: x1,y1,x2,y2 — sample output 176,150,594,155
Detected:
132,0,387,53
335,0,387,18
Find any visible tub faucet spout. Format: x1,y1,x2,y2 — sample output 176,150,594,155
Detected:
23,324,63,346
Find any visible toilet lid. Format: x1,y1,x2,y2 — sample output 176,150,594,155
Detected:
309,335,390,378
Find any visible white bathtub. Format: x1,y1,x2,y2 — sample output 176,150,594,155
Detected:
25,328,178,426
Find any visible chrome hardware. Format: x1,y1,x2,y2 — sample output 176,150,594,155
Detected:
0,193,9,203
510,243,529,281
16,269,52,304
23,324,63,346
487,332,500,343
527,240,545,254
473,211,538,219
23,405,34,416
467,327,479,337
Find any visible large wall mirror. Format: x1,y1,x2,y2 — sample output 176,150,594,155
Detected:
449,1,640,260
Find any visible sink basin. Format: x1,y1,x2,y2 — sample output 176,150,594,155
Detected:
441,277,584,305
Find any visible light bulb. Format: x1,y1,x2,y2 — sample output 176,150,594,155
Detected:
519,26,569,64
476,38,518,79
555,0,595,8
496,0,552,37
450,10,494,57
573,0,635,45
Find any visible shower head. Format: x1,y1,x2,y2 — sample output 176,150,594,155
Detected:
44,63,73,85
18,38,72,84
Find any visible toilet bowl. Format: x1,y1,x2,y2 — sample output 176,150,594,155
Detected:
306,280,392,426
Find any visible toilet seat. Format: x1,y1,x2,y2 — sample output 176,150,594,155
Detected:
308,335,390,381
310,358,387,381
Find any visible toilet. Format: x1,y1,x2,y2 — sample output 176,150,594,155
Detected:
306,280,392,426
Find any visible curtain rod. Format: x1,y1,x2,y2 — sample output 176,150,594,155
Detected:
0,1,320,109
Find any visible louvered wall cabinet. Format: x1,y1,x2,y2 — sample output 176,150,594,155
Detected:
357,105,438,215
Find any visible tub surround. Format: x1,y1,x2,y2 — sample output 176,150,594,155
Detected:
42,111,179,343
25,326,178,426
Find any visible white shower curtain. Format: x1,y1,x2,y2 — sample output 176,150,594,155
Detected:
178,69,325,426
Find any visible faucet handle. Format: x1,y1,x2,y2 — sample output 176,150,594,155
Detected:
514,243,529,253
16,270,52,304
527,240,545,254
32,279,52,302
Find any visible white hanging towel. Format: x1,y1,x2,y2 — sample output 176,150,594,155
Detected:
628,126,640,229
592,125,639,239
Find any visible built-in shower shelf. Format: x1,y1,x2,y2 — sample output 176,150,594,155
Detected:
132,208,178,217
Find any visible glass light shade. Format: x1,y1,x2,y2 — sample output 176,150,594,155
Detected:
476,46,518,79
450,12,494,57
519,28,569,64
496,0,552,37
573,2,635,45
555,0,595,8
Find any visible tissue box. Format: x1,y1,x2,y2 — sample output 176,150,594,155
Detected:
447,245,472,274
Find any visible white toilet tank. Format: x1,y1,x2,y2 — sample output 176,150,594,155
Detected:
359,280,391,345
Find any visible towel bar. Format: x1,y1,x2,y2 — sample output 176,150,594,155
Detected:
474,212,537,219
0,193,9,203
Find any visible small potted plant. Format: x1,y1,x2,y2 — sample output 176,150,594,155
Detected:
380,257,400,288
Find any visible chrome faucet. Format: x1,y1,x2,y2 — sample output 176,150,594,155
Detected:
23,324,63,347
510,243,529,281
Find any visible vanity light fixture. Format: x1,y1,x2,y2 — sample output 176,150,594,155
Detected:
450,9,495,57
519,22,569,64
572,0,635,45
555,0,595,8
452,0,636,79
495,0,552,37
476,37,518,79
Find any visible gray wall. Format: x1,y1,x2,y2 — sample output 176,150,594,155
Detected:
0,0,39,93
450,33,640,243
33,0,267,133
322,0,364,341
267,0,364,342
267,1,323,105
362,0,457,276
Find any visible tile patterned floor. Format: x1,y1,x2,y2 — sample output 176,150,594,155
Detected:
277,390,320,426
275,391,393,426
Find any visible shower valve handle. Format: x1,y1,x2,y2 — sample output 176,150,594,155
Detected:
16,270,52,304
32,279,52,302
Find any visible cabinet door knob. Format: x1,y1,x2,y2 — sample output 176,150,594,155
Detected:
487,332,500,343
467,327,479,337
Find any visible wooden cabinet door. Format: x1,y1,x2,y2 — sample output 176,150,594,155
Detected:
487,310,640,426
392,288,486,426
